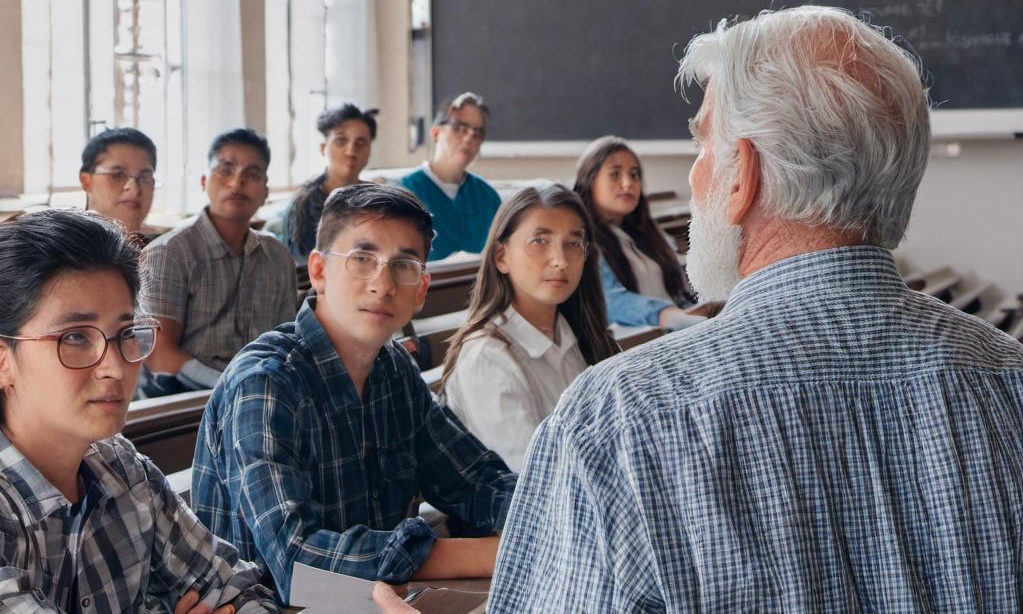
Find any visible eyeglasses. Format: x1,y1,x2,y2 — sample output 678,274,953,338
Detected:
91,168,162,190
210,161,268,184
441,120,487,141
0,323,161,370
323,250,426,286
521,235,589,261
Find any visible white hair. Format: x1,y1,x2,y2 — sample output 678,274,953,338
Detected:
677,6,931,249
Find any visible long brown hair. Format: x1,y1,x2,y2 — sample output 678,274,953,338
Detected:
573,135,694,305
440,184,619,393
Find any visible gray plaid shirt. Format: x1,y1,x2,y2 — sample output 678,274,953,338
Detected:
143,208,297,371
0,433,278,613
491,246,1023,613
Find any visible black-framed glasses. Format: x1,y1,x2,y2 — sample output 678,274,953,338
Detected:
441,120,487,140
0,322,161,370
91,168,162,189
323,250,426,286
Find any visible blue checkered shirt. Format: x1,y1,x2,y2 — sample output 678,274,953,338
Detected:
191,297,516,604
0,433,277,613
490,246,1023,613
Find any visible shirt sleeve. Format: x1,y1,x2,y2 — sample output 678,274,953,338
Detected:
141,241,188,324
486,371,668,613
222,374,437,603
143,457,280,614
444,338,546,472
276,252,299,323
409,369,518,536
600,256,674,327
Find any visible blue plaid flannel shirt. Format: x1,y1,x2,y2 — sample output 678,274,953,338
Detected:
490,246,1023,613
191,297,516,604
0,433,277,613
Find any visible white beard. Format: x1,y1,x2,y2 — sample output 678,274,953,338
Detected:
686,189,742,302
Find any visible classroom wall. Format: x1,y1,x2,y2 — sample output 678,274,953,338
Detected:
370,6,1023,299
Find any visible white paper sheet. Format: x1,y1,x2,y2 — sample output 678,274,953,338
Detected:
289,562,378,614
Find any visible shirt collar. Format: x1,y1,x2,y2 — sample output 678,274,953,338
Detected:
0,431,116,522
197,207,261,257
421,161,465,189
495,305,579,360
722,245,904,315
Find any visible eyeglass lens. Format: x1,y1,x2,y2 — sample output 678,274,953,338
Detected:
345,251,423,285
58,326,157,369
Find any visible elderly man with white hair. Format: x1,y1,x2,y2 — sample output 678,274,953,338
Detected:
488,6,1023,613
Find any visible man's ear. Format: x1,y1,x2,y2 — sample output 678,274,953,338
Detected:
495,243,510,275
726,138,760,226
320,141,327,157
0,343,13,391
429,125,441,143
79,171,93,193
200,174,208,192
413,272,431,314
308,250,328,296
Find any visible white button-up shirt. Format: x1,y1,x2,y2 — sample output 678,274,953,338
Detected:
443,306,587,472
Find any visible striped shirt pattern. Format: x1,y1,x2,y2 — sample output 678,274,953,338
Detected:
489,246,1023,613
191,297,516,604
142,208,298,371
0,433,277,613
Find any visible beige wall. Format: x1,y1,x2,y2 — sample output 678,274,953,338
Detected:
240,0,266,134
0,0,23,196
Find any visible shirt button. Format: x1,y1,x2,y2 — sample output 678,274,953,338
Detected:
372,490,380,499
81,597,91,608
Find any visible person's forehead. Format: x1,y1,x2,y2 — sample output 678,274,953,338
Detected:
603,150,640,170
449,104,485,127
516,206,585,231
328,120,372,138
97,143,154,169
331,214,427,258
213,143,267,167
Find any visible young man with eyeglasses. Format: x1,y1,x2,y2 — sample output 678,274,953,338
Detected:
139,128,297,398
399,92,503,261
79,127,160,235
0,210,279,614
191,183,516,606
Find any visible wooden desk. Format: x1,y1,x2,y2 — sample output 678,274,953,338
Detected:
420,257,481,319
122,389,212,474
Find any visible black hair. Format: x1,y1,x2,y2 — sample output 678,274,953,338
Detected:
0,209,141,414
207,128,271,167
315,184,434,260
80,127,157,173
317,103,379,140
574,135,695,306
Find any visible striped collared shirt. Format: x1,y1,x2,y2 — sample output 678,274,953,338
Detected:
0,433,277,613
142,208,298,371
490,246,1023,613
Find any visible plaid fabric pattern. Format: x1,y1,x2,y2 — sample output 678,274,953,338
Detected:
490,246,1023,613
191,297,516,604
142,208,298,371
0,433,277,613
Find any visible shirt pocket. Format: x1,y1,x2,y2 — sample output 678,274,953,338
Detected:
376,446,419,513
